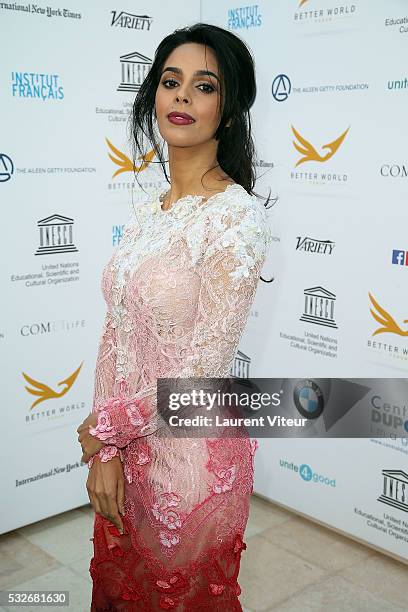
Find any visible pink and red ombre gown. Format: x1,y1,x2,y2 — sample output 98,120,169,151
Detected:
87,183,271,611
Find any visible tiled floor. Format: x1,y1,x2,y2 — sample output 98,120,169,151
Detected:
0,496,407,611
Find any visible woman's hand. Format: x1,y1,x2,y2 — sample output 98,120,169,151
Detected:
77,412,104,463
86,454,126,534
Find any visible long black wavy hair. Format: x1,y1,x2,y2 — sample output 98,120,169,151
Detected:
129,22,262,197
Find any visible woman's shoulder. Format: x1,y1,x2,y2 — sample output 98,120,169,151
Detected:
206,183,270,237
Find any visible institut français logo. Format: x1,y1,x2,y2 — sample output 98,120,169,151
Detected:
300,286,338,329
378,470,408,513
117,51,152,92
35,214,78,256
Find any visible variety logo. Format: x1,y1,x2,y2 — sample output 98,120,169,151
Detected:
272,74,291,101
117,51,152,92
0,153,14,182
107,138,154,178
296,236,335,255
227,4,262,29
292,125,349,167
369,292,408,337
35,214,78,256
11,72,64,100
378,470,408,513
23,363,83,410
112,224,125,246
392,250,408,267
110,11,153,30
380,164,407,178
300,286,338,329
279,459,336,487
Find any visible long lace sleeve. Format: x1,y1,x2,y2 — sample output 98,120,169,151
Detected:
88,198,271,452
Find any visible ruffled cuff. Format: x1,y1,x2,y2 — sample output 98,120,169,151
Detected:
87,445,121,469
88,396,146,448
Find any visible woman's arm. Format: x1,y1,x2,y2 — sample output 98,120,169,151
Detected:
87,200,271,451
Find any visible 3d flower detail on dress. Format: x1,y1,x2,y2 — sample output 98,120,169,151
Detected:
208,583,226,596
88,409,117,441
152,492,182,530
159,530,180,549
87,444,119,469
155,572,188,593
212,464,237,494
123,444,151,484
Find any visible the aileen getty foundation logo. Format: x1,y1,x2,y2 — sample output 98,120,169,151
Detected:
291,125,350,184
23,362,83,410
367,293,408,364
106,138,155,178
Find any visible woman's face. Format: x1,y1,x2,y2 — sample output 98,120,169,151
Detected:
155,42,222,148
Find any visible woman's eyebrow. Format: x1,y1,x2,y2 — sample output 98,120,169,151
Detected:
161,66,220,82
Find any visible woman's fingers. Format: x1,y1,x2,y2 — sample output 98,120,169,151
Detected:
101,492,124,534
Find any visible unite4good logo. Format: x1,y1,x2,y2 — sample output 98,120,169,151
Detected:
279,459,336,487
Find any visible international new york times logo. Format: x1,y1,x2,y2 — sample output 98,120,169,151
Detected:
11,72,64,100
110,11,152,30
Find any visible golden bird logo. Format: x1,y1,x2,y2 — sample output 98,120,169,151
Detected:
23,362,83,410
299,0,309,6
369,293,408,337
106,138,155,178
291,125,350,167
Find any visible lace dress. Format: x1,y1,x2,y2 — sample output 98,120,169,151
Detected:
87,182,272,611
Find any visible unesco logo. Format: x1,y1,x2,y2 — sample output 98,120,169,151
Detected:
272,74,291,101
0,153,14,182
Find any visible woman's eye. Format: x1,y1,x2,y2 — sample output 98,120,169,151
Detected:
162,79,178,88
161,79,215,93
197,83,215,94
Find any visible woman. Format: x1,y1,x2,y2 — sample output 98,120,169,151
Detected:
77,22,271,611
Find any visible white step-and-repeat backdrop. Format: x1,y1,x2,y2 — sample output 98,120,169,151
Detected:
2,1,407,563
